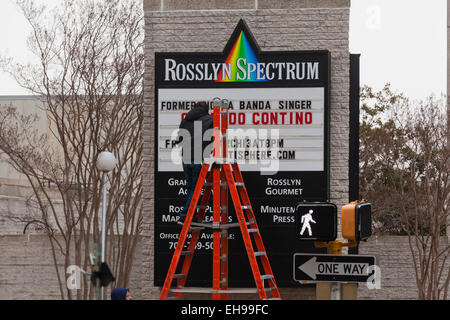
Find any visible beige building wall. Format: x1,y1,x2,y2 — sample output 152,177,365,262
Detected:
143,0,351,299
2,234,445,300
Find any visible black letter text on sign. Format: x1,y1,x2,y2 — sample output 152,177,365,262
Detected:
296,202,337,241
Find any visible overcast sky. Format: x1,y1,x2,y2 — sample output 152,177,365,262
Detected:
0,0,446,100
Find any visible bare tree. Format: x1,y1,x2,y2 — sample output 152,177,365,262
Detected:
360,84,450,299
0,0,144,299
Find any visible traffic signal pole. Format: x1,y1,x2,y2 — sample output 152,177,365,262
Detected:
314,240,358,300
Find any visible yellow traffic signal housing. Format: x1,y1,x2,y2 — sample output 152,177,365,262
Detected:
341,200,372,241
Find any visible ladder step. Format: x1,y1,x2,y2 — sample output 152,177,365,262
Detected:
189,221,253,229
221,222,239,229
188,226,204,232
159,108,281,301
190,222,214,228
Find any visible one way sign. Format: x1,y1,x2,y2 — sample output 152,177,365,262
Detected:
293,253,376,283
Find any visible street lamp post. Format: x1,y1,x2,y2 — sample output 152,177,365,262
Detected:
96,151,117,300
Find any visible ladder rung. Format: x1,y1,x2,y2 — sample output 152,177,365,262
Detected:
219,287,274,294
211,157,236,164
160,109,281,301
170,287,273,294
204,182,227,187
166,296,180,300
189,221,253,229
171,287,213,293
188,226,204,232
190,222,213,228
219,221,252,229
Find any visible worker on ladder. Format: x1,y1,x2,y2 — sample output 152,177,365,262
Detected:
175,101,213,224
160,98,281,301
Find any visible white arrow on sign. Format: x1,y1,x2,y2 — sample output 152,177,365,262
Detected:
298,257,370,280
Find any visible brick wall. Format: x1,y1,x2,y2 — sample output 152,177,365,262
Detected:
1,233,448,300
143,0,350,299
358,236,450,300
0,234,150,300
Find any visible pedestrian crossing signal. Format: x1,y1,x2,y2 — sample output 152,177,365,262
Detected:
296,202,337,241
341,200,372,241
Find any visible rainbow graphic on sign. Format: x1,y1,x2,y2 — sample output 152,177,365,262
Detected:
216,31,267,82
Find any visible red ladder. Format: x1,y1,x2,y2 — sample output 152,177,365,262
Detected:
159,98,281,300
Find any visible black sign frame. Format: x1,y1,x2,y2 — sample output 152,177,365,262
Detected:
153,19,331,287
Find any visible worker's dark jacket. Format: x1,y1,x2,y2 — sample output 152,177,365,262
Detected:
175,107,213,164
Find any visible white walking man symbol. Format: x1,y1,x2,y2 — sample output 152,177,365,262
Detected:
300,209,316,236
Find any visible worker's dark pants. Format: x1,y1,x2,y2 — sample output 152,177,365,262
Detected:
179,162,202,220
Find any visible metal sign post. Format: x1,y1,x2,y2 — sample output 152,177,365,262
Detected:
294,252,375,283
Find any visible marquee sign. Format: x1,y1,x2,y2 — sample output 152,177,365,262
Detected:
154,19,331,287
